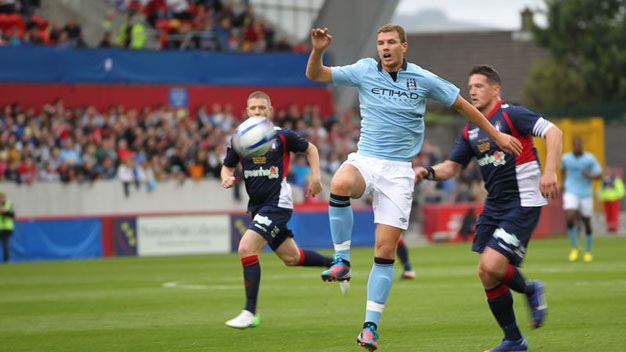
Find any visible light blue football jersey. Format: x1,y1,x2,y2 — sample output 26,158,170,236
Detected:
331,58,460,161
561,152,602,198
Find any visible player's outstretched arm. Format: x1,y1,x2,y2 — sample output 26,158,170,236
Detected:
452,95,522,156
221,165,236,189
414,160,462,184
304,142,322,197
305,28,333,83
540,126,563,199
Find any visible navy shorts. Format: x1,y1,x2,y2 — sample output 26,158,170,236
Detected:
249,205,294,251
472,205,542,267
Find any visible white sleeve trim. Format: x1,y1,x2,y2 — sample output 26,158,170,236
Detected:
532,117,554,138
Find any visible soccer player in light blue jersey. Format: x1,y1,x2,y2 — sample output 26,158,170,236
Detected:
306,25,523,351
561,137,602,262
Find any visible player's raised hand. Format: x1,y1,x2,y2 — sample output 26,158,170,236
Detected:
221,176,235,189
306,177,323,197
311,27,332,51
414,167,429,184
540,171,558,199
495,132,523,156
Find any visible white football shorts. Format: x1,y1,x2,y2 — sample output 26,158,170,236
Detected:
563,193,593,217
340,153,414,230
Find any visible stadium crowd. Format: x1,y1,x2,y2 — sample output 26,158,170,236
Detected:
120,0,307,52
0,99,484,203
0,0,306,52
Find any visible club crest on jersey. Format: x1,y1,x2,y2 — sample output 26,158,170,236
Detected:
477,142,491,153
252,156,267,164
468,128,479,140
406,78,417,91
477,150,506,167
495,121,502,131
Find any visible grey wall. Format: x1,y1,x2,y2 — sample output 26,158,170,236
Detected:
1,180,247,218
604,122,626,168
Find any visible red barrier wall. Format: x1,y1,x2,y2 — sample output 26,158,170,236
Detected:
0,83,333,116
422,199,566,242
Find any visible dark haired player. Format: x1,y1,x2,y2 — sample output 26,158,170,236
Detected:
416,65,563,351
306,24,522,351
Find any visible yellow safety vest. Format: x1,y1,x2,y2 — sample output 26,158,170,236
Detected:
598,178,625,202
0,201,14,231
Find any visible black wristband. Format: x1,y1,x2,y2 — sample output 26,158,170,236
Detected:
425,166,436,180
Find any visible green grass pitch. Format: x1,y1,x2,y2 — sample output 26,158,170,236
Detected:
1,236,626,351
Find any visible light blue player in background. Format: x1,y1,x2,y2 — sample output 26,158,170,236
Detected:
305,24,522,351
561,137,602,262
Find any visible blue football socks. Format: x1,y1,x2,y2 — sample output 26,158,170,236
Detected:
365,258,395,326
567,226,579,248
329,193,353,262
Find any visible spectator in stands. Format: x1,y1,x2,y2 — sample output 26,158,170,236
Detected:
0,151,9,179
8,27,21,46
78,158,99,183
233,5,254,28
18,155,37,184
49,146,63,171
274,36,292,52
116,138,133,161
262,20,275,50
168,0,192,20
215,16,233,51
167,145,188,182
0,192,15,263
117,156,136,197
63,18,81,41
116,12,146,49
0,0,16,14
4,160,20,184
56,30,72,49
59,137,81,165
102,10,115,32
207,145,222,179
289,154,310,190
75,32,88,48
39,161,60,181
97,156,117,180
48,20,62,44
188,148,209,180
140,160,157,192
199,17,218,50
150,154,168,181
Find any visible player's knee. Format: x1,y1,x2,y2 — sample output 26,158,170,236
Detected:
330,176,352,195
238,242,254,258
478,261,501,279
282,254,300,266
566,219,575,228
375,243,396,259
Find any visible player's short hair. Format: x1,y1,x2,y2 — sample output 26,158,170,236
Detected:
469,65,501,85
247,91,271,107
377,24,407,44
